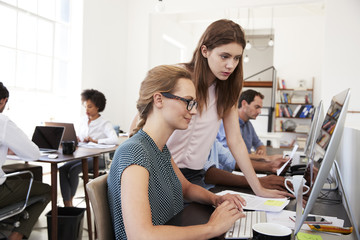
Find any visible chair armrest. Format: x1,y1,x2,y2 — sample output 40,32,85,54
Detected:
0,170,34,221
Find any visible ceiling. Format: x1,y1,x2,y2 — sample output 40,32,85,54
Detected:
153,0,325,30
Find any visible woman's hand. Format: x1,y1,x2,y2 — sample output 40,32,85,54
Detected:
207,201,245,237
256,187,293,198
214,193,246,211
84,136,98,144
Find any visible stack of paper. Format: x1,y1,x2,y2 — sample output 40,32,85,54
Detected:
216,190,290,212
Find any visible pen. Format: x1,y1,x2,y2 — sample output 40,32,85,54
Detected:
307,224,353,235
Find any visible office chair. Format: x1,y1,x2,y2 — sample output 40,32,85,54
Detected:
0,171,44,228
86,173,114,240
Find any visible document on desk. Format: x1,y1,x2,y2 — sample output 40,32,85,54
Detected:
6,155,21,160
266,210,344,231
217,190,290,212
232,171,267,178
78,142,116,149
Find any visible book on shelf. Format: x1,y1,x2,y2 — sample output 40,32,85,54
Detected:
331,109,341,119
327,124,336,135
280,120,284,131
286,105,293,116
322,119,332,129
283,93,288,103
317,132,330,149
278,78,283,89
279,78,286,89
305,94,309,104
282,105,291,117
279,105,283,117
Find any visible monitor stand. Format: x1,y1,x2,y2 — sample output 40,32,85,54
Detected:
334,160,360,240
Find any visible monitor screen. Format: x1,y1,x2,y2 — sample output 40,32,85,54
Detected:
303,100,324,158
294,89,350,235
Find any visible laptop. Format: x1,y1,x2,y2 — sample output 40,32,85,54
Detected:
31,126,65,153
44,122,78,146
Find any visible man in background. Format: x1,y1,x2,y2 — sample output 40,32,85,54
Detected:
217,89,287,165
0,82,51,240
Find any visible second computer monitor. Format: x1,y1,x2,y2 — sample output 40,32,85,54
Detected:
294,88,350,235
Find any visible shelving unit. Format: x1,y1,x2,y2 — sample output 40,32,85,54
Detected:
243,66,277,134
274,78,314,147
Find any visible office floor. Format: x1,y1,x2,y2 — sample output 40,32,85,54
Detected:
1,172,92,240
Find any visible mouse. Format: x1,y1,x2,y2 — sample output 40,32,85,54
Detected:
48,154,58,159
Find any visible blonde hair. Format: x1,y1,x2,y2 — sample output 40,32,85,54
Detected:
130,65,192,137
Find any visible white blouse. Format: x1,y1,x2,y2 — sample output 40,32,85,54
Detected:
76,115,118,145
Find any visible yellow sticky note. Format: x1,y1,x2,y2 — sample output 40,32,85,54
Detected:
297,232,323,240
263,200,285,206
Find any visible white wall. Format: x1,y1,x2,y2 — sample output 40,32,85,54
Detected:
149,14,194,67
81,0,360,132
274,14,324,106
322,0,360,130
82,0,129,129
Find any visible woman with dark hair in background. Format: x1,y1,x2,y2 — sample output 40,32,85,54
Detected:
59,89,118,207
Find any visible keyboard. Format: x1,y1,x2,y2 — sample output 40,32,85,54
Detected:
225,211,267,239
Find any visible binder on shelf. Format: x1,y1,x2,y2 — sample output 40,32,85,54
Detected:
292,105,302,118
295,106,305,118
299,105,312,118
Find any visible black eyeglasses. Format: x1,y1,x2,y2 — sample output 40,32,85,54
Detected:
161,92,198,111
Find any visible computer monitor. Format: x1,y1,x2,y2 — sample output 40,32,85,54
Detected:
294,89,351,235
285,102,323,168
303,100,324,158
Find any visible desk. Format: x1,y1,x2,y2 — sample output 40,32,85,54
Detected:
167,186,356,239
37,146,118,240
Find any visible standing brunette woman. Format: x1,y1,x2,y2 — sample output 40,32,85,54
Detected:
165,19,291,198
108,65,245,240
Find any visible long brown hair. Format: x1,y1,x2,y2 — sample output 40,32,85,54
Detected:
184,19,246,118
130,65,192,137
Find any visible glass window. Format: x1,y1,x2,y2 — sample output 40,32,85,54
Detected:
38,19,54,56
37,55,52,91
0,0,80,134
0,46,16,86
17,12,37,52
38,0,56,20
0,5,16,48
56,0,70,23
54,23,69,59
16,51,37,88
18,0,37,14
